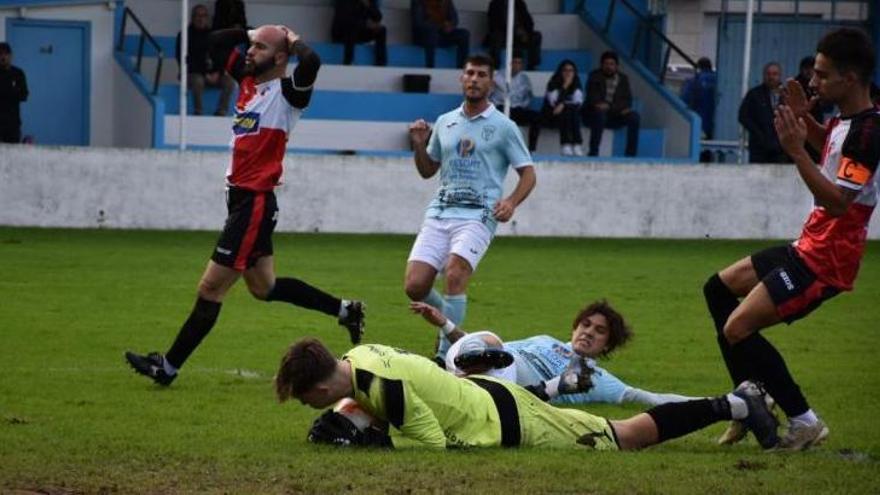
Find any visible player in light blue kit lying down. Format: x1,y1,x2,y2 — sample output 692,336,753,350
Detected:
411,299,700,406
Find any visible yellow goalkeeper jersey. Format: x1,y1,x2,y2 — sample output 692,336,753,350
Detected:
343,344,619,451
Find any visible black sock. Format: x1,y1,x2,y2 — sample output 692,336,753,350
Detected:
165,297,222,369
266,277,341,317
646,397,732,444
703,274,749,386
732,334,810,417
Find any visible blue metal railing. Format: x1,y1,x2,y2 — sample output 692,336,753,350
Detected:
115,6,164,94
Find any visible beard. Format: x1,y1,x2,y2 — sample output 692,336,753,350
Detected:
244,57,276,78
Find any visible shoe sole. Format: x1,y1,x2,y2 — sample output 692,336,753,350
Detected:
717,421,748,445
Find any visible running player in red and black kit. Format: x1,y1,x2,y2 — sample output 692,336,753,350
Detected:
125,25,365,386
703,28,879,451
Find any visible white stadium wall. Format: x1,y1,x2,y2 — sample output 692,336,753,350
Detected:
2,145,878,240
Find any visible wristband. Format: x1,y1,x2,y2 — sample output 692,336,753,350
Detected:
440,319,456,336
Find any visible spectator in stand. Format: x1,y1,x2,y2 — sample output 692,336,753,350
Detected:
543,59,584,156
680,57,716,163
332,0,387,66
177,4,235,116
490,54,541,152
738,61,786,163
484,0,542,71
583,51,640,157
411,0,469,69
0,42,27,144
681,57,716,140
212,0,247,30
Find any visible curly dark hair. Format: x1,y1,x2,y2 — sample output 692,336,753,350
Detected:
571,299,633,358
275,337,337,402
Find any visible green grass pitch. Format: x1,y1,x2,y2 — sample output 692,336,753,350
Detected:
1,227,878,494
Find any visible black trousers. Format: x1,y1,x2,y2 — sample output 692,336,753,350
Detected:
338,25,387,66
497,105,541,151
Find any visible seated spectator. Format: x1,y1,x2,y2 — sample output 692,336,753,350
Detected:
332,0,387,66
411,0,470,68
583,51,640,157
490,54,541,152
738,61,786,163
484,0,542,71
176,4,235,116
543,59,584,156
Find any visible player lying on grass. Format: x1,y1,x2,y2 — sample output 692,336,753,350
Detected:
703,27,879,451
125,24,364,387
411,300,700,407
276,337,779,450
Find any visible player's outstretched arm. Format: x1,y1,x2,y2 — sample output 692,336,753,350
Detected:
410,302,466,343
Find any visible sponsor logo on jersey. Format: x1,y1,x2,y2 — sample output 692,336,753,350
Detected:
458,137,476,158
232,111,261,135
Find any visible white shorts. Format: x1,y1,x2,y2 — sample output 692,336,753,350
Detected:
407,218,493,271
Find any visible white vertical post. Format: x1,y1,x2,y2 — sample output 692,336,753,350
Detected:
503,0,514,116
179,0,189,150
738,0,754,164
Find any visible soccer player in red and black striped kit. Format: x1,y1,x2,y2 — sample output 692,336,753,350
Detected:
704,28,879,450
126,25,365,386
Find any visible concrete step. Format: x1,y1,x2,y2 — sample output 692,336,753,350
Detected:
162,114,664,157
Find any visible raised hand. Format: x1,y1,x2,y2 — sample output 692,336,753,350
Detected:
774,104,807,157
409,119,431,147
409,301,447,326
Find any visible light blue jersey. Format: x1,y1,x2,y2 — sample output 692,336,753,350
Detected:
425,104,532,233
503,335,629,405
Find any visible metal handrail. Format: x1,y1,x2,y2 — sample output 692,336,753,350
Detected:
115,6,164,94
589,0,699,84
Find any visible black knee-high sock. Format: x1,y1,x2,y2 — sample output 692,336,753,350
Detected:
266,277,341,317
703,274,749,386
165,297,222,369
646,397,733,444
731,334,810,417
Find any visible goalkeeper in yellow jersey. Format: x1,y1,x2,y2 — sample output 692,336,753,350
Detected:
275,338,780,450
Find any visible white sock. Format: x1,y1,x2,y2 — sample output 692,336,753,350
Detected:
162,358,178,376
338,299,350,319
726,393,748,420
790,409,818,426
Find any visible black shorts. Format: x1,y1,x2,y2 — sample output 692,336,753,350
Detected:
211,187,278,271
751,244,840,324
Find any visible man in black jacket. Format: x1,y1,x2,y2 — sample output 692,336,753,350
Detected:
738,62,786,163
583,51,639,157
0,42,28,144
484,0,542,71
176,4,235,116
332,0,387,66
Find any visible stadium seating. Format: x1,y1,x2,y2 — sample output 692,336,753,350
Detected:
118,0,669,158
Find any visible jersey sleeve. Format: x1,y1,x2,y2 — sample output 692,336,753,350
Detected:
504,120,533,168
837,114,880,191
426,118,442,162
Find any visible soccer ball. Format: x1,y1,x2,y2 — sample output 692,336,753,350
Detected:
333,398,375,431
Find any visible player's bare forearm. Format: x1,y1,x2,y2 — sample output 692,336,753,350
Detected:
506,165,536,206
791,150,851,216
413,148,439,178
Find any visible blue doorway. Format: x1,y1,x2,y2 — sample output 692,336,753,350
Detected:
6,18,90,145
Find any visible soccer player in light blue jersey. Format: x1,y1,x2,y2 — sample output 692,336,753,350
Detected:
411,300,700,407
405,54,537,365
